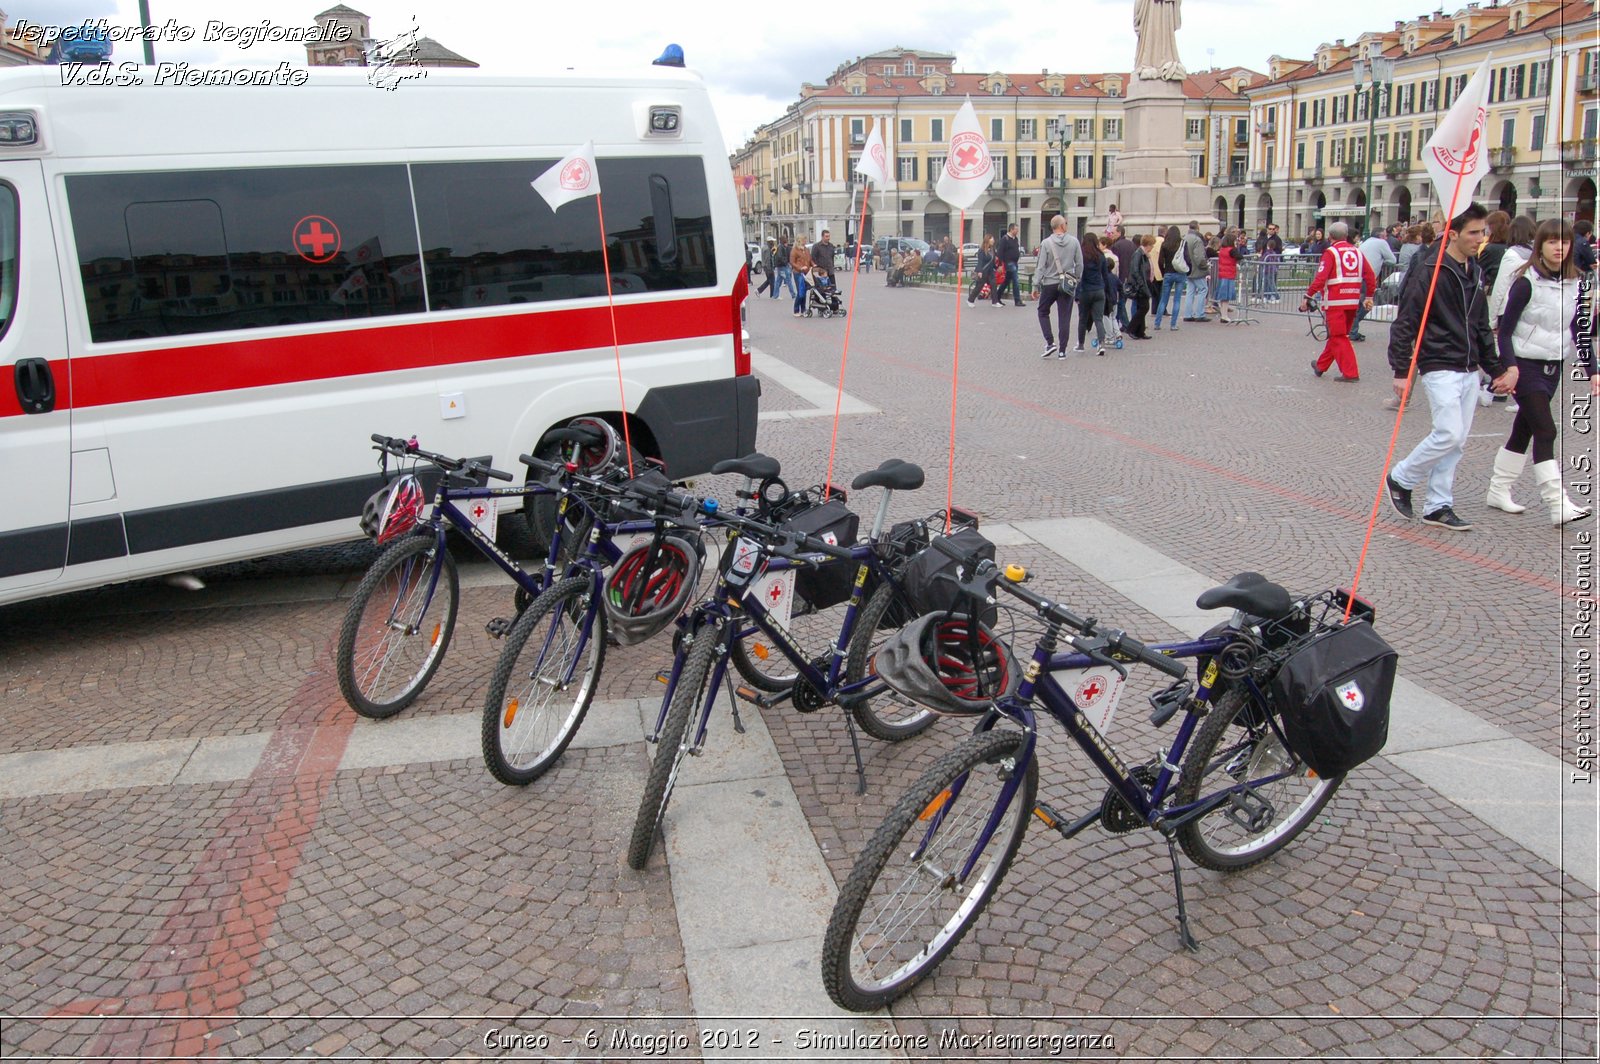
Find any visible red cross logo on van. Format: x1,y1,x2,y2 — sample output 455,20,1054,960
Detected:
293,215,341,264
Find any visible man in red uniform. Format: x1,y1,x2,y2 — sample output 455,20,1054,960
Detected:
1301,221,1376,381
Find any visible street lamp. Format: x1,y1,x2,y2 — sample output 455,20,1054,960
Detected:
1055,113,1071,214
1352,55,1395,238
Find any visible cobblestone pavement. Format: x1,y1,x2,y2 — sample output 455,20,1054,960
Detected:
0,280,1594,1060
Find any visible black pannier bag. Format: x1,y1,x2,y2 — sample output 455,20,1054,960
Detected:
900,526,997,626
1268,619,1398,778
780,499,861,609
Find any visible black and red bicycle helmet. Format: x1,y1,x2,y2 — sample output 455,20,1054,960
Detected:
360,474,424,544
604,535,701,646
872,612,1018,716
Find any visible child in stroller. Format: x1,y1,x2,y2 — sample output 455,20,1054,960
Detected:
803,269,846,317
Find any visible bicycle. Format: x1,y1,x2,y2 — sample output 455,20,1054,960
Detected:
821,540,1394,1012
479,450,704,786
625,455,951,871
335,427,611,719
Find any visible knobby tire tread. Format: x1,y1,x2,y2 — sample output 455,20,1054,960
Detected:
626,629,718,870
336,535,458,719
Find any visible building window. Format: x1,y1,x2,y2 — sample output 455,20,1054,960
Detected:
900,118,913,143
1186,118,1205,141
1395,130,1411,161
1045,155,1061,183
1189,153,1205,179
1331,139,1345,166
1501,116,1515,148
1075,118,1093,139
1049,85,1062,96
904,59,915,75
1420,80,1437,111
1018,153,1037,179
1073,153,1093,179
850,85,862,96
991,118,1004,141
931,118,944,142
991,82,1004,95
928,153,945,179
883,66,895,77
1298,100,1308,127
897,155,918,182
1017,118,1036,140
851,118,864,142
1418,127,1433,159
923,65,935,75
1296,141,1306,168
1530,113,1546,150
1101,153,1116,184
1103,118,1122,140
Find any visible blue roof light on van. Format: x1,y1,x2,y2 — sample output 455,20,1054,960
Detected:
0,114,38,145
652,44,684,68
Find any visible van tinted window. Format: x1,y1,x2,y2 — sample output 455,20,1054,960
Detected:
410,156,716,310
67,165,424,342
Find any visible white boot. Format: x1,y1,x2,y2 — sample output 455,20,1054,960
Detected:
1533,461,1591,525
1485,448,1528,513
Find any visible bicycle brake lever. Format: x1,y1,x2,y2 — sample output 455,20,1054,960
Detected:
1068,635,1128,681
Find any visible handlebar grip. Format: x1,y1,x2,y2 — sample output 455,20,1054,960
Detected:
370,433,389,445
486,466,514,482
1112,632,1187,679
519,453,563,476
790,530,856,561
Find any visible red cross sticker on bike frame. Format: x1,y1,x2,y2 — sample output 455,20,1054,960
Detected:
293,215,342,264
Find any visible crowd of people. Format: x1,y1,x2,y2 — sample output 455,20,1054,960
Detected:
756,204,1599,535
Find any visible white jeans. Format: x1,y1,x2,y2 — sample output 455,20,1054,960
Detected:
1390,369,1480,515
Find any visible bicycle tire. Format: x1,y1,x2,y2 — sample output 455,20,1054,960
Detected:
1173,687,1343,872
728,590,848,693
626,627,719,870
480,575,606,786
336,534,459,719
822,727,1036,1012
843,582,937,741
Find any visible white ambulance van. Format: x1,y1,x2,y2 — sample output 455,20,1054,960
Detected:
0,66,758,604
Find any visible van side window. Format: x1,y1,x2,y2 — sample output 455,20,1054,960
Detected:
0,184,16,340
66,165,424,342
410,156,715,310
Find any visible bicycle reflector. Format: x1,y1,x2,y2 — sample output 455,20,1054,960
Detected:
360,474,424,544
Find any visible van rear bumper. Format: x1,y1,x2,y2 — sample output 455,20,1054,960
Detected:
637,374,760,477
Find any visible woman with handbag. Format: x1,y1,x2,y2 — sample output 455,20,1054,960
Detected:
1152,226,1186,331
966,234,998,307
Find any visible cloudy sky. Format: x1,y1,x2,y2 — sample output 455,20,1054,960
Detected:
12,0,1495,152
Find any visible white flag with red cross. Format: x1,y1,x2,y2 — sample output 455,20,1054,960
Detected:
531,140,601,211
1423,57,1493,222
856,122,889,188
935,98,994,212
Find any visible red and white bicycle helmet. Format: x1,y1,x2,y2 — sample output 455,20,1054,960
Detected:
564,415,621,474
360,474,424,544
872,612,1018,716
603,535,701,646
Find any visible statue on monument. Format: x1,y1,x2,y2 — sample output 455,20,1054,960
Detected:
1134,0,1187,81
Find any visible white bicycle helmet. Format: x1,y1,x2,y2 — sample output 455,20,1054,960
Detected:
872,612,1019,716
359,474,424,544
604,535,701,646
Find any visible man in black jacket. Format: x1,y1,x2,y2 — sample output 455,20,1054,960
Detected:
1384,202,1519,531
1110,224,1138,326
993,223,1024,306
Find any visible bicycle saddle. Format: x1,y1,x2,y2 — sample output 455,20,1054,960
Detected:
851,459,924,492
1195,572,1294,620
711,453,781,479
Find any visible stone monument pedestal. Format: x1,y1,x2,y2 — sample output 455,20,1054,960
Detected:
1095,77,1220,235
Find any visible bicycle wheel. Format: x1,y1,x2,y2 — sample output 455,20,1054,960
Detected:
1174,687,1343,872
729,589,849,693
626,627,719,870
481,575,606,786
822,728,1036,1012
843,582,936,741
336,534,458,719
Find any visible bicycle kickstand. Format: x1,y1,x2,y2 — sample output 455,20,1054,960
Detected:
1164,834,1201,953
720,668,747,735
840,707,868,796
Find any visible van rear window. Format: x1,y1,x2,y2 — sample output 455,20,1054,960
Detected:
410,156,716,309
67,165,425,343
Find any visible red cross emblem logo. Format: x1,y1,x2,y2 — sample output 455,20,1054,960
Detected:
1076,674,1108,706
767,582,784,605
474,287,487,300
946,132,991,179
559,157,592,192
472,504,487,520
1430,110,1486,176
293,215,341,264
869,142,886,170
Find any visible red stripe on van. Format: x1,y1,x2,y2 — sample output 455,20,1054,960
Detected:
0,294,732,418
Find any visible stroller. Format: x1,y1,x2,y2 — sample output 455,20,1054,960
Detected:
804,270,846,318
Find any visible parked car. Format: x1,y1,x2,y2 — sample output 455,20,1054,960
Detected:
746,242,764,273
960,242,980,264
873,235,930,261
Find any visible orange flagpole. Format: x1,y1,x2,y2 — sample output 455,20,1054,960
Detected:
945,209,966,532
1344,164,1473,620
823,182,872,496
594,193,635,478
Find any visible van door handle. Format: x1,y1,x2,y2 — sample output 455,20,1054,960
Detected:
14,358,55,414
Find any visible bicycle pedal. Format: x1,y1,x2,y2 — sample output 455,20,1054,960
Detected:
734,685,761,704
654,670,671,685
1032,800,1072,838
484,617,514,639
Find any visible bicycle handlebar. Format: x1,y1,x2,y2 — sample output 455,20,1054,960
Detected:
929,536,1187,680
371,434,513,482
